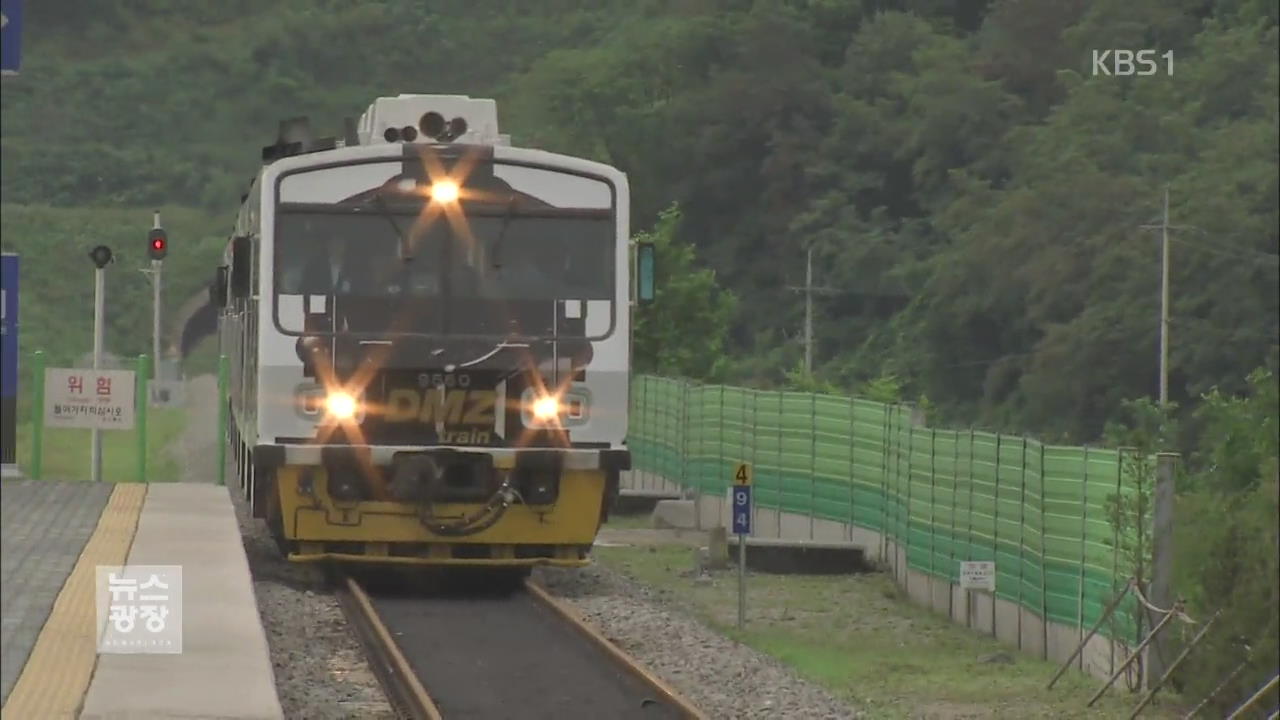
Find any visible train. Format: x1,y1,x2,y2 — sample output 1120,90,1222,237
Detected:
208,94,655,577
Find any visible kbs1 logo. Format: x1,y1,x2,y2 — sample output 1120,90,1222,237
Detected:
1092,49,1174,77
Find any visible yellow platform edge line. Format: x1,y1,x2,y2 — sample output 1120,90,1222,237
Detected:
2,484,147,720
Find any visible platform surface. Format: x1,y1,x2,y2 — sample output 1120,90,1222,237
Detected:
0,480,115,705
0,480,283,720
80,483,284,719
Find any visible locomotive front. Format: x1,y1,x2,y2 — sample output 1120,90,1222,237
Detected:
239,96,634,570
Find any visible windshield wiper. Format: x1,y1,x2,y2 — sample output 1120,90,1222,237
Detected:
491,195,519,270
369,194,415,262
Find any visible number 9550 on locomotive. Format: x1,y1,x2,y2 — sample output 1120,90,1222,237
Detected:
211,94,656,573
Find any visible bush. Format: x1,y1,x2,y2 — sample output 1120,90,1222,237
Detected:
1169,369,1280,713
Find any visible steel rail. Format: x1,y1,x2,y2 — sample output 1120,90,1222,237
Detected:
523,578,708,720
337,576,443,720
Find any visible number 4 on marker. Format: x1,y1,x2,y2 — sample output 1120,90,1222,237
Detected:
733,462,752,486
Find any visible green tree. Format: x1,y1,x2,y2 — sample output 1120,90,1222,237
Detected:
633,205,737,381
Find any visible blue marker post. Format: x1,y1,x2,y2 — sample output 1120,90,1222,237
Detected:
1,253,19,477
731,461,753,630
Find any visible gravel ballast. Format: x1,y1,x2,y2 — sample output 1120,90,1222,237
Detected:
186,374,394,718
232,491,397,719
536,563,864,720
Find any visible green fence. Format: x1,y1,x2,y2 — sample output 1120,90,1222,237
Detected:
16,351,227,486
629,375,1146,642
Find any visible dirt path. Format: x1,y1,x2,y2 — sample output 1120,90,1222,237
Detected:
176,374,219,484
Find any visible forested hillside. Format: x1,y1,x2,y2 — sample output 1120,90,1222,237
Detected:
2,0,1276,445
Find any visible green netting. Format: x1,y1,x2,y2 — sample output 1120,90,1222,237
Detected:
629,375,1145,640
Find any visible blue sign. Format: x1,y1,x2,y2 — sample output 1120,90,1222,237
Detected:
0,0,22,75
0,254,16,397
1,254,17,468
731,486,752,535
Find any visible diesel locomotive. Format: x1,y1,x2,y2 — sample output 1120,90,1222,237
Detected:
211,94,654,573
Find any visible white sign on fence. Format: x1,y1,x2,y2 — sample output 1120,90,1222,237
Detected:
44,368,136,430
959,561,996,592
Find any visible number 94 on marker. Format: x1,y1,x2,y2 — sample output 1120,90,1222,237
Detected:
731,486,752,535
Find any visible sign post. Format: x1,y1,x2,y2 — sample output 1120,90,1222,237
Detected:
1,253,18,478
731,461,753,630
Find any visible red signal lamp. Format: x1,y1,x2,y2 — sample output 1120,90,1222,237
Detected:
147,228,168,261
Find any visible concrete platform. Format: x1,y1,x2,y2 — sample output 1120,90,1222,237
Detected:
728,537,871,575
0,481,283,720
80,484,284,719
612,488,684,515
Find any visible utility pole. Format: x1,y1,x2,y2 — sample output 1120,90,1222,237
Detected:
1158,188,1170,407
787,245,838,374
1140,187,1192,408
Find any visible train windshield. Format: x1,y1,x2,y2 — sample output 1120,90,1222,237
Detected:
274,211,613,301
271,158,618,339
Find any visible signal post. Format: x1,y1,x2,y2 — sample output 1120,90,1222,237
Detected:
146,212,168,385
87,245,114,482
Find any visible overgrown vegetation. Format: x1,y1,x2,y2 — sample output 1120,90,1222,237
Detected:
1097,373,1278,714
1166,370,1279,715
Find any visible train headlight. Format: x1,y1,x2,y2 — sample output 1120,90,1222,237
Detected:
429,180,460,204
325,392,359,421
521,387,591,428
531,395,560,421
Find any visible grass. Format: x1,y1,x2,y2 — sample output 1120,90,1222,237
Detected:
594,520,1183,720
602,511,655,530
13,406,188,483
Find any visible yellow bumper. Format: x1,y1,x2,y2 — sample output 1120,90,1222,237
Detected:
275,465,606,566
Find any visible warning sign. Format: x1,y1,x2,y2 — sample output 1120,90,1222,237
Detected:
44,368,136,430
959,561,996,592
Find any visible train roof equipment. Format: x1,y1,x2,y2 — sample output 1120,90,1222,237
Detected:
261,94,511,164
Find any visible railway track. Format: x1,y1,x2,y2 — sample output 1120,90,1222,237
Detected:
336,572,705,720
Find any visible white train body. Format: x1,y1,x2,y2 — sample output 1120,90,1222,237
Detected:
216,96,634,553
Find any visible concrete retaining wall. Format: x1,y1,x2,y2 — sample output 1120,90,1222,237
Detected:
622,469,1132,682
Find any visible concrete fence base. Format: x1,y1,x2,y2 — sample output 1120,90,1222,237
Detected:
622,469,1135,683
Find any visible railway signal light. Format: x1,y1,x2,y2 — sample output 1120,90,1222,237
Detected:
88,245,114,269
147,228,168,261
